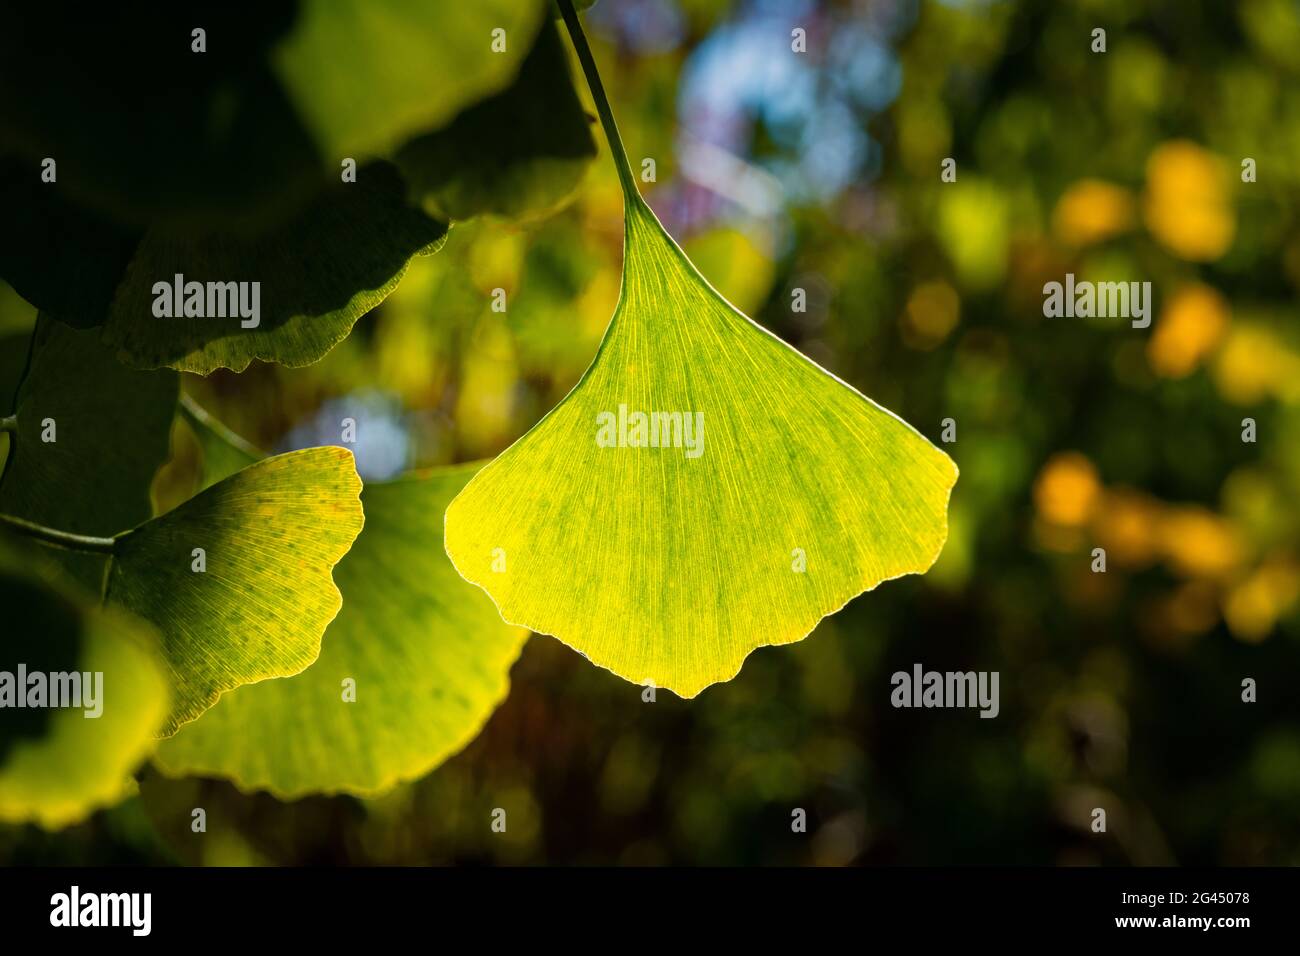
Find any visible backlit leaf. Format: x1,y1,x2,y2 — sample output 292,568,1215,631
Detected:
445,11,956,696
157,463,527,797
106,447,364,735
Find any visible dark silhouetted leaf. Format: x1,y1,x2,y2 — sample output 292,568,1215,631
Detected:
397,18,596,221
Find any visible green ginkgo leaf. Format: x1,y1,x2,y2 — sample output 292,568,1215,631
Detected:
105,447,365,735
444,4,957,697
396,18,596,222
104,163,447,373
0,543,169,829
0,317,176,588
156,462,527,797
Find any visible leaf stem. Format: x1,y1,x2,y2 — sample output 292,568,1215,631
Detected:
0,415,15,433
179,393,264,459
0,513,116,554
557,0,641,202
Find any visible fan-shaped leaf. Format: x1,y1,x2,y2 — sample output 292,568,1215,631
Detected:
106,447,364,734
448,3,956,696
444,193,956,697
156,463,527,797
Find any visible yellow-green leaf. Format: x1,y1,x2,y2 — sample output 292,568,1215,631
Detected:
156,464,527,797
0,546,168,829
446,198,956,695
106,447,364,735
446,8,955,695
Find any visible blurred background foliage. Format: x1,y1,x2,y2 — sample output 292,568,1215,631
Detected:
4,0,1300,865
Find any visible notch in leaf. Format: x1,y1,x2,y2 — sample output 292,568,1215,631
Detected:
106,447,365,736
443,1,958,697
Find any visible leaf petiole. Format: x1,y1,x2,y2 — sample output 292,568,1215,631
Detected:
556,0,641,202
0,512,116,554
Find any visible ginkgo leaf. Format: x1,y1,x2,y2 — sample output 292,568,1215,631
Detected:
104,163,447,373
156,462,527,798
444,4,957,697
0,317,176,588
105,447,365,735
0,543,169,829
396,18,596,222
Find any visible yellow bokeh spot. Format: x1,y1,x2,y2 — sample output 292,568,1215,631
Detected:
1212,324,1300,404
1034,452,1100,527
1143,140,1235,261
1158,506,1245,579
936,180,1008,290
1147,284,1229,378
901,279,961,350
1052,179,1135,246
1224,558,1300,643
